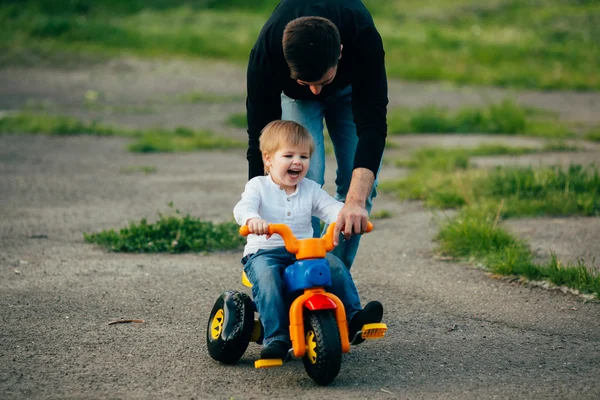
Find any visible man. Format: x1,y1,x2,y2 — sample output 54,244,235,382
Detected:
246,0,388,269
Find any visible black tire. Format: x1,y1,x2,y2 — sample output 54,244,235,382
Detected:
302,310,342,385
206,290,254,364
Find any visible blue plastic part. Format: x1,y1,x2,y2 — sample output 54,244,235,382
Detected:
284,258,332,293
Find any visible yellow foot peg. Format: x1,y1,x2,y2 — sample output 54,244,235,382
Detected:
254,359,283,368
361,322,387,340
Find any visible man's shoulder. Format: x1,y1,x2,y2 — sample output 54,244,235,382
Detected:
267,0,372,27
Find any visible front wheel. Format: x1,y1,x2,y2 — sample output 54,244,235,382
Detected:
302,310,342,385
206,290,254,364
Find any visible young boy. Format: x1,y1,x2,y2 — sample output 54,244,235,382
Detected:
233,120,383,360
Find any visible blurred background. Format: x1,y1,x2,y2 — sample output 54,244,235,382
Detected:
1,0,598,89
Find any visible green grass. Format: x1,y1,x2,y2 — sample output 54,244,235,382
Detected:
176,91,244,104
388,100,581,138
383,156,600,216
481,164,600,218
366,0,600,90
371,209,393,219
2,0,598,90
437,205,600,296
119,165,157,174
128,127,244,152
227,113,247,129
84,204,245,253
381,143,600,296
0,112,124,136
0,112,244,152
585,129,600,142
394,142,579,170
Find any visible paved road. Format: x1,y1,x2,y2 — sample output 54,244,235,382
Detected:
1,134,599,399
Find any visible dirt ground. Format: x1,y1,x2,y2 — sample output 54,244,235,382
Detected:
1,57,599,399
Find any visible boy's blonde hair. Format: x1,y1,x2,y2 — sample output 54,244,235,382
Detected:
259,120,315,174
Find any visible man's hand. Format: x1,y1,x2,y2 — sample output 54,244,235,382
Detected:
246,218,271,238
334,202,369,246
333,168,375,246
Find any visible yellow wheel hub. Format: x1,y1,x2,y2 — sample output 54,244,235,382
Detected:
211,309,224,340
306,330,317,364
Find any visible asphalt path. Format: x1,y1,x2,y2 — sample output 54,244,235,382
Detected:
1,134,599,399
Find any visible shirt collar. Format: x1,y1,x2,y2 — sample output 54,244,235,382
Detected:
267,174,299,196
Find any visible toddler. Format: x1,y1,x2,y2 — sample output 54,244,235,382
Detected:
233,120,383,360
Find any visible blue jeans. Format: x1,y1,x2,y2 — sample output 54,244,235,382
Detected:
281,85,379,269
242,247,362,346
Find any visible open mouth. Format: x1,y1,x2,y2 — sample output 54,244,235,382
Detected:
287,169,301,179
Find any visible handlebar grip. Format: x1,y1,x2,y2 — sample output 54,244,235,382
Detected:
240,224,275,237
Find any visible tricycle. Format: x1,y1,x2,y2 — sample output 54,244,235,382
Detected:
206,222,387,385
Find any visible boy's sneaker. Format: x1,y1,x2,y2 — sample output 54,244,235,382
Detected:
349,301,384,345
260,340,290,360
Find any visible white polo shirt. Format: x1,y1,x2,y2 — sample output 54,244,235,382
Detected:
233,175,343,256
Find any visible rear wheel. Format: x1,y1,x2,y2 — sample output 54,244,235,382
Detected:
206,290,254,364
302,310,342,385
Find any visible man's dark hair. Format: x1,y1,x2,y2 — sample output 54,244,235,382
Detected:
283,16,341,82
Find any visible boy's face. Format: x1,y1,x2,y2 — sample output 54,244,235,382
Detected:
264,144,310,192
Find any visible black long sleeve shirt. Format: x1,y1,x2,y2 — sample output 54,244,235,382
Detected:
246,0,388,180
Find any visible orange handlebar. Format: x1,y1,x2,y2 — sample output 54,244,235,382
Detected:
239,221,373,258
240,223,299,253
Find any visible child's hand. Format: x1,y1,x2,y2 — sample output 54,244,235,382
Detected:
246,218,272,238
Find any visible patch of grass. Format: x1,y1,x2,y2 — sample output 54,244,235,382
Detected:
437,204,526,259
128,127,244,152
395,147,472,171
437,205,600,296
84,204,245,253
384,159,600,216
380,167,472,209
370,0,600,89
388,100,576,138
371,209,393,219
227,113,247,129
2,4,265,62
176,91,244,104
119,165,157,174
481,164,600,218
0,112,244,151
394,142,579,170
584,129,600,142
382,144,600,296
0,112,125,136
2,0,597,90
541,141,580,152
393,144,536,171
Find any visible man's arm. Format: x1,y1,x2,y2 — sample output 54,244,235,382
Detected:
246,47,282,180
333,23,388,243
351,24,388,175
